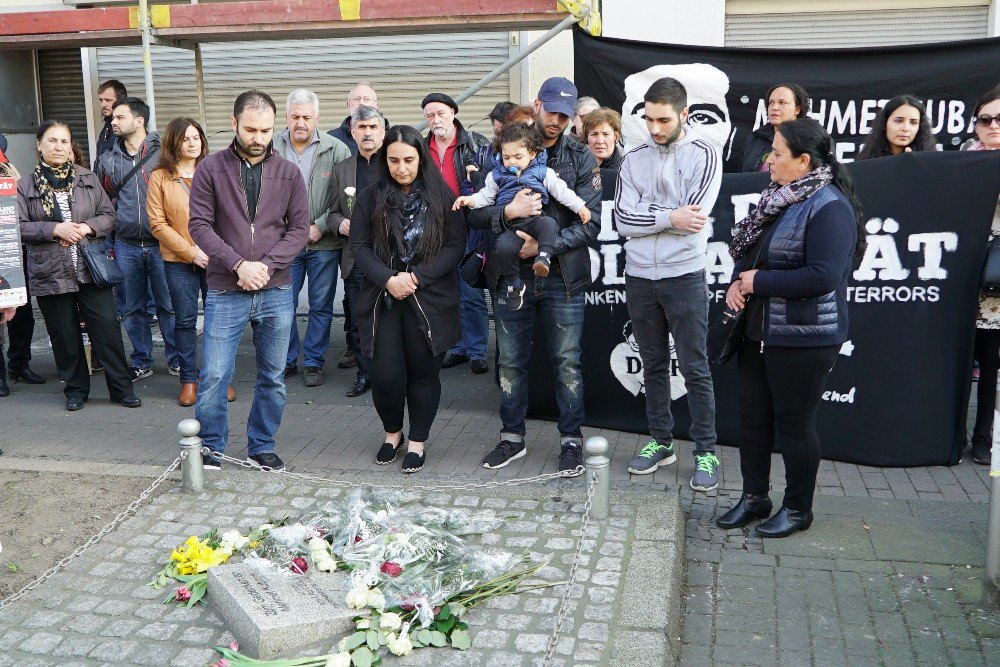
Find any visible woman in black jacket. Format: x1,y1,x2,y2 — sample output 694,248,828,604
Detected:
350,125,466,473
717,118,864,537
739,83,810,173
856,95,937,160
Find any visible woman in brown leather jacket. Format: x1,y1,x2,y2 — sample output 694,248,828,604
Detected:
16,120,139,411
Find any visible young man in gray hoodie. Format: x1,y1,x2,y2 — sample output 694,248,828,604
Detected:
614,77,723,492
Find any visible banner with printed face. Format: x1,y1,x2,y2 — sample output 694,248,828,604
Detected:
572,31,1000,169
0,178,26,309
525,151,1000,467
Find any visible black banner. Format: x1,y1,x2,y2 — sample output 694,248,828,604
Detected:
527,151,1000,467
573,31,1000,168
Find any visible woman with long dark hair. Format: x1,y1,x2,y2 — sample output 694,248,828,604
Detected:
149,117,235,406
717,117,863,537
350,125,466,473
17,120,140,411
963,87,1000,465
740,83,810,173
857,95,937,160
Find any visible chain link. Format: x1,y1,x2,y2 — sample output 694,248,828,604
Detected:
0,457,183,611
207,448,583,492
542,469,598,666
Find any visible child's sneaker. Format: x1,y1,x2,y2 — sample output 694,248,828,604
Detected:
504,279,527,311
533,251,551,277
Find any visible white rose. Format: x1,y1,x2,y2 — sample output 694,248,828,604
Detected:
344,187,356,197
326,651,352,667
345,586,370,609
258,523,274,532
365,588,386,611
387,631,414,657
355,618,371,630
379,612,402,631
219,529,249,551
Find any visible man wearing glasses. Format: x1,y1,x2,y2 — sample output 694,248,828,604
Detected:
328,83,383,156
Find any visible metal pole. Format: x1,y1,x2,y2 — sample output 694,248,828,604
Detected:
138,0,157,130
193,43,208,134
178,419,204,493
414,11,583,132
584,436,610,520
984,374,1000,607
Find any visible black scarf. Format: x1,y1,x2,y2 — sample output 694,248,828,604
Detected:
32,161,76,222
392,182,428,265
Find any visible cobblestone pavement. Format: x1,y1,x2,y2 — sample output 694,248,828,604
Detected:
1,317,997,665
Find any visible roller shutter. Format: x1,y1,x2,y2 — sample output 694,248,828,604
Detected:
96,32,513,151
38,48,90,164
725,6,990,48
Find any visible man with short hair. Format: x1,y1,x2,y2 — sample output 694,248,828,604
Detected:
614,77,723,492
276,89,350,386
473,78,602,476
421,92,491,374
328,105,386,397
95,79,127,161
327,83,379,155
188,90,310,472
96,96,179,381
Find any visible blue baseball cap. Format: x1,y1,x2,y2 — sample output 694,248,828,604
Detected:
536,77,578,118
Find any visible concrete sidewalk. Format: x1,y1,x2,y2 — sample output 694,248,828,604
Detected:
0,315,997,665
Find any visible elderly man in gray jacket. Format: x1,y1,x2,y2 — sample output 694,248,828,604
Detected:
275,89,350,387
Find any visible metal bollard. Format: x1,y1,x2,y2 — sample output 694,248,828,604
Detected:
984,376,1000,607
584,437,611,520
178,419,204,493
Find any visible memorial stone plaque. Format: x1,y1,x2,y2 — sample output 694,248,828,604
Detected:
207,563,356,658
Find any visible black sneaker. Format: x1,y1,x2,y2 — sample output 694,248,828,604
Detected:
972,440,991,465
482,440,526,469
247,452,285,471
533,252,551,277
284,365,298,378
503,279,527,311
203,452,222,470
130,366,153,382
559,442,584,477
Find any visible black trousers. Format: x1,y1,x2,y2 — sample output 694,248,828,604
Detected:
494,215,559,284
973,328,1000,444
0,254,35,374
36,283,134,402
369,298,444,442
737,340,839,512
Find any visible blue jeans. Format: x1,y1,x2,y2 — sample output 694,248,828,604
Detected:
196,285,295,456
286,248,341,369
625,271,717,453
114,240,178,369
449,269,489,361
494,277,585,438
163,261,207,383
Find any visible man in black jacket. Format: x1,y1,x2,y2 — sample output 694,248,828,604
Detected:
473,78,602,476
327,83,381,156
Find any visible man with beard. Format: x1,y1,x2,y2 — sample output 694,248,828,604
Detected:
614,77,722,492
95,80,127,162
473,77,602,477
188,90,310,471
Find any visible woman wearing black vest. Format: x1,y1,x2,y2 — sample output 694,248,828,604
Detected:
717,118,864,537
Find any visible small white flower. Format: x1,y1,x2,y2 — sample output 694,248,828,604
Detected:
344,187,356,197
387,631,413,656
219,529,249,551
326,650,352,667
365,587,386,611
258,523,274,532
379,612,402,631
355,618,371,630
345,585,370,609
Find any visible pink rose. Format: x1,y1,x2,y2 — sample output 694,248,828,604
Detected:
380,561,403,577
175,587,191,602
291,557,309,574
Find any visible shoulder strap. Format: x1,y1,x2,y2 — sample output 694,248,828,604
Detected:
108,149,157,200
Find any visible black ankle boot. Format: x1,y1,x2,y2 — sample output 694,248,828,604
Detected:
755,506,813,538
716,492,772,529
0,375,8,398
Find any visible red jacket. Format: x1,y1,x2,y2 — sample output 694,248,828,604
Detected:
188,142,310,291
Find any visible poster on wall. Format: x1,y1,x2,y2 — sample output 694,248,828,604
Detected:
573,30,1000,169
0,177,26,309
527,151,1000,467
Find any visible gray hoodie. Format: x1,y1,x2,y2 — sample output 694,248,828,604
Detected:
614,126,721,280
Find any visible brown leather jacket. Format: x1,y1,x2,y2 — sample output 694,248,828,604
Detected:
147,168,198,263
16,166,115,296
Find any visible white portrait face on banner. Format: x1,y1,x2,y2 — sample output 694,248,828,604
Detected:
621,63,734,157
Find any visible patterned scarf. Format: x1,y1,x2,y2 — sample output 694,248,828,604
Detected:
32,161,76,222
729,165,832,260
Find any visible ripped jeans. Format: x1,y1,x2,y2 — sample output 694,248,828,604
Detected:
494,275,585,438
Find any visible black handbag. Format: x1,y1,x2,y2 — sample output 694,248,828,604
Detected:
707,240,767,366
459,237,487,289
79,240,124,288
982,235,1000,294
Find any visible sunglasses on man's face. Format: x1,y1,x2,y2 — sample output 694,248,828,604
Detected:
974,114,1000,128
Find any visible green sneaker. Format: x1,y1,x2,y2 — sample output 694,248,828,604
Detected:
627,440,676,474
690,453,721,492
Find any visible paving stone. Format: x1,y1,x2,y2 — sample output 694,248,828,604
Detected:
18,632,64,654
514,633,549,653
51,636,102,657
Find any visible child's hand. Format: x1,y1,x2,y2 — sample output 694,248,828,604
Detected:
452,196,473,211
578,206,592,224
465,165,479,177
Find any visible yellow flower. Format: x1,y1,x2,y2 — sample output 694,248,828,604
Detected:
168,535,231,575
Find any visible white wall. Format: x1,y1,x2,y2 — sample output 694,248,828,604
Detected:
518,29,574,104
601,0,726,46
